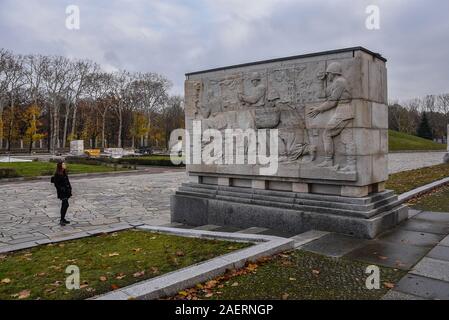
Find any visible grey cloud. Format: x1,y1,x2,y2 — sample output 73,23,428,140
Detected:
0,0,447,100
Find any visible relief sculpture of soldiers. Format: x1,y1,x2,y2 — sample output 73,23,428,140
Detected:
189,58,361,178
308,62,355,173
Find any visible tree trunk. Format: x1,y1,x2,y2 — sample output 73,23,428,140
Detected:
0,100,3,150
51,98,60,154
101,108,108,149
71,102,78,140
47,105,52,153
117,107,122,148
145,114,151,147
62,102,70,148
7,94,15,152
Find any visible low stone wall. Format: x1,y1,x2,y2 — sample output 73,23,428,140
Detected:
388,151,446,174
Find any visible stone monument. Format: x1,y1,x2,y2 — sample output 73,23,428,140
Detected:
171,47,408,239
70,140,84,156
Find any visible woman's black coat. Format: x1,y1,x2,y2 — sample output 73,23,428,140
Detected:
51,173,72,200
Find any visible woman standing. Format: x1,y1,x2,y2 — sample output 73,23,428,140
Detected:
51,161,72,226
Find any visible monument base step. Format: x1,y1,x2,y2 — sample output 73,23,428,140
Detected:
170,184,408,239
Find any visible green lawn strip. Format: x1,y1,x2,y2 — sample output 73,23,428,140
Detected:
0,230,250,300
0,162,129,178
386,163,449,194
408,184,449,212
170,250,405,300
388,130,446,152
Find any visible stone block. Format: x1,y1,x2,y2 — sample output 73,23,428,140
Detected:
372,103,388,129
372,154,388,182
341,186,369,197
176,48,401,239
411,257,449,282
395,274,449,300
351,100,372,128
252,179,268,189
353,128,381,156
217,177,230,186
292,183,310,193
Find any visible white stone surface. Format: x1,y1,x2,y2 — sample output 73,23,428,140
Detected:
0,157,32,163
388,151,446,174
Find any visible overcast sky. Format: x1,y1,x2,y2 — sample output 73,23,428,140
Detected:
0,0,448,101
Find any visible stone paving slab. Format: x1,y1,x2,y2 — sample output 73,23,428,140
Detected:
344,241,429,270
0,170,186,247
236,227,269,234
394,274,449,300
398,219,449,235
407,209,422,218
427,245,449,261
379,229,444,248
410,257,449,282
414,211,449,223
440,235,449,247
290,230,330,248
381,290,425,300
301,233,368,258
192,224,222,231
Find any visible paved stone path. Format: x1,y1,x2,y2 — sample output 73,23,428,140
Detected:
165,209,449,300
388,151,446,174
0,150,447,247
0,169,186,247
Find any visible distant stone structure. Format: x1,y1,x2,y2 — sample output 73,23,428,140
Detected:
70,140,84,156
171,47,408,239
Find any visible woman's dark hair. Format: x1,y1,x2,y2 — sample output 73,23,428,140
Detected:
55,162,66,176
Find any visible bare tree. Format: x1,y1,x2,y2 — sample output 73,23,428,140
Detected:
43,56,73,153
2,53,25,150
67,60,99,146
110,71,131,148
85,71,113,148
132,73,171,146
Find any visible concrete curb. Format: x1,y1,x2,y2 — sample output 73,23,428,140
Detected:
92,226,295,300
398,177,449,203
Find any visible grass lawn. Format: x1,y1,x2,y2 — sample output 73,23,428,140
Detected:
0,230,250,300
0,161,129,178
389,130,446,152
168,250,405,300
408,184,449,212
386,163,449,194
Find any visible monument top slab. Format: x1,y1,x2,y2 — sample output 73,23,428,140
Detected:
186,47,386,77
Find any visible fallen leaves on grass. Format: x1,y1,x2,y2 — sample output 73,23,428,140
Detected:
115,273,126,280
133,271,145,278
383,282,395,289
99,276,108,282
175,250,185,257
108,252,120,257
282,293,289,300
167,257,275,300
1,278,11,284
312,269,320,275
17,290,31,299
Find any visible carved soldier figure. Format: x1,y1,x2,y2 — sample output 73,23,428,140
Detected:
238,72,266,107
307,62,355,172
